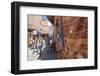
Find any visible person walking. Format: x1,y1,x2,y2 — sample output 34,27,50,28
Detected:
45,35,50,54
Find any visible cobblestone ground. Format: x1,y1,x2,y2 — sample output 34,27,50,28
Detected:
27,47,57,61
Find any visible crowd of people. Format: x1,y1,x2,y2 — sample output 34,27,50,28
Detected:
28,30,53,59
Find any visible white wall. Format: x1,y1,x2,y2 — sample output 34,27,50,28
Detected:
0,0,99,76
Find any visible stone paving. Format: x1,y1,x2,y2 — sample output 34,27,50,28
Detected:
27,47,57,61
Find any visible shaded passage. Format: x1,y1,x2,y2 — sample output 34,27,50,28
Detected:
39,47,57,60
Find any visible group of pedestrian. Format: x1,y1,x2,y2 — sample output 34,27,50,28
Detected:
28,32,52,59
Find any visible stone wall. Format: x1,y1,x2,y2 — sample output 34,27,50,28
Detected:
58,16,88,59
